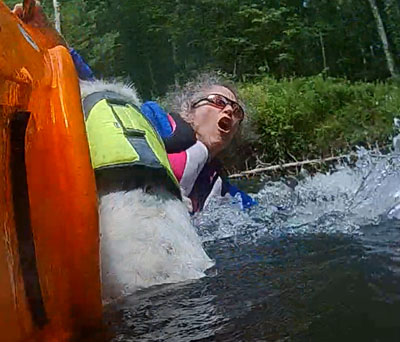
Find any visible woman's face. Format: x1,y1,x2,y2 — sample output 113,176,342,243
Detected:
191,85,242,158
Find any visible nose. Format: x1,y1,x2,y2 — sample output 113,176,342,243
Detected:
222,104,233,116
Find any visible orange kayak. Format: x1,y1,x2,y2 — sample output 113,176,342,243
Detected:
0,1,103,341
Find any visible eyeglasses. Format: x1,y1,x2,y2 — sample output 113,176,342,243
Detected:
192,94,245,121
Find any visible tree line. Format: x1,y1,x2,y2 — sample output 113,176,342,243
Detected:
6,0,400,98
5,0,400,167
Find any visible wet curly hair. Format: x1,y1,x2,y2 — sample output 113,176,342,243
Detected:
162,73,244,124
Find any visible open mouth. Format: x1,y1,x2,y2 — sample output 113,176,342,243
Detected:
218,116,232,134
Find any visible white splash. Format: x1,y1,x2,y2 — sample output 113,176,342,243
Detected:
196,148,400,244
99,189,214,303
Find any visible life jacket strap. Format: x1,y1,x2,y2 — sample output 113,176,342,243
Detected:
82,90,181,199
83,91,141,120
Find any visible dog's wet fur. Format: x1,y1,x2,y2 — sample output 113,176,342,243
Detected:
80,80,213,303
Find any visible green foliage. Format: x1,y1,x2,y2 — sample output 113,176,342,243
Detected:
5,0,400,96
59,0,119,77
4,0,400,167
239,76,400,163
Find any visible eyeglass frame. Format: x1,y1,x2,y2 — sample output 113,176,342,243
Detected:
191,94,245,121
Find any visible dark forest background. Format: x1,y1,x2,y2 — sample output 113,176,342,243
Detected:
6,0,400,168
29,0,400,96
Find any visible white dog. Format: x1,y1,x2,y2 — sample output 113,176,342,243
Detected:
80,80,213,303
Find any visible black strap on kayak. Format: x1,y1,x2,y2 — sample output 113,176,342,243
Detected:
10,112,48,328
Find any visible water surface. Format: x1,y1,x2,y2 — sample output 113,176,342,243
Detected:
105,148,400,341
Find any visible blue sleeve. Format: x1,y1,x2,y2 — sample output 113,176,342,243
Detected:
69,48,95,81
140,101,173,138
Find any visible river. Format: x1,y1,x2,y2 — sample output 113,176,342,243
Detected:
104,147,400,342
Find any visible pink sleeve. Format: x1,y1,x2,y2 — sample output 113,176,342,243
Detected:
168,151,187,182
168,141,209,197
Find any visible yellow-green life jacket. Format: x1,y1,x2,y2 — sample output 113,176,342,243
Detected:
83,91,180,197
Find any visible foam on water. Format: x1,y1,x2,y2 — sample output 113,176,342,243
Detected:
99,189,214,303
196,148,400,244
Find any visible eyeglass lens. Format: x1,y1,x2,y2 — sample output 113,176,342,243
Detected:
209,95,244,119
